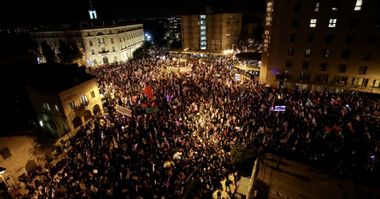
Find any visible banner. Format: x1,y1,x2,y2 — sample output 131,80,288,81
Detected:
115,105,132,117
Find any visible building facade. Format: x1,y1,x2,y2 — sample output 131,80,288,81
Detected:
0,136,45,188
30,24,144,67
181,13,242,52
27,64,104,137
260,0,380,93
168,16,182,44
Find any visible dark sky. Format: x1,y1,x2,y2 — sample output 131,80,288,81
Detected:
0,0,264,25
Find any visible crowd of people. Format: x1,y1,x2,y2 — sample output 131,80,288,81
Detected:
17,48,380,198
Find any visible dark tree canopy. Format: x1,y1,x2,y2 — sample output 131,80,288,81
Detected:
41,41,57,63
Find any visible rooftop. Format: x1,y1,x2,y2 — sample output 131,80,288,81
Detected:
25,63,94,93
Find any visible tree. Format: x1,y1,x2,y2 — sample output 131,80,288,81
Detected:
57,40,83,64
41,41,57,63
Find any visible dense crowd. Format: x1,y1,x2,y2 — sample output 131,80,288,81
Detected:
17,48,380,198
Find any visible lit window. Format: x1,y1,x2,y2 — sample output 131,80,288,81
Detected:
201,36,206,40
200,26,206,30
200,31,206,36
305,48,312,56
69,101,76,110
200,15,206,19
354,0,362,11
80,96,88,105
328,19,337,28
309,19,317,27
55,105,59,111
314,2,320,12
200,46,206,50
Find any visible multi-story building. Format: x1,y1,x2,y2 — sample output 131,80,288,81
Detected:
30,24,144,67
27,64,104,137
260,0,380,93
168,16,182,44
181,13,242,52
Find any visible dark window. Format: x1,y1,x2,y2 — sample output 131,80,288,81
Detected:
338,64,347,73
288,47,295,56
307,34,314,42
326,34,333,43
0,147,11,159
362,52,371,60
321,49,330,58
91,91,96,98
349,18,358,28
320,63,328,71
367,35,376,45
291,19,299,28
359,66,368,74
285,60,293,68
69,101,76,110
289,34,296,42
341,50,350,59
345,35,354,44
294,2,301,13
302,61,309,70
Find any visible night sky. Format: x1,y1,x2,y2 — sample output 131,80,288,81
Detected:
0,0,264,25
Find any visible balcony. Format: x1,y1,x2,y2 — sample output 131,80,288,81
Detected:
73,101,89,113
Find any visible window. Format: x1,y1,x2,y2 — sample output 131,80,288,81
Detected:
320,63,328,71
345,35,354,44
326,34,333,43
44,102,51,111
98,38,101,44
285,60,293,68
354,0,362,11
358,66,368,74
91,49,95,55
302,61,310,70
69,101,76,110
91,91,96,98
80,96,89,105
307,34,314,42
111,38,114,43
288,47,295,56
341,50,350,59
304,48,312,56
200,26,206,30
291,19,299,28
372,80,380,88
112,47,115,52
289,34,296,42
0,147,11,159
89,40,93,46
314,2,320,12
362,79,369,87
338,64,347,73
321,49,330,58
367,35,376,45
310,19,317,27
55,105,59,112
362,52,371,60
201,36,206,40
299,71,311,81
102,38,105,43
200,31,206,36
200,15,206,19
328,19,337,28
